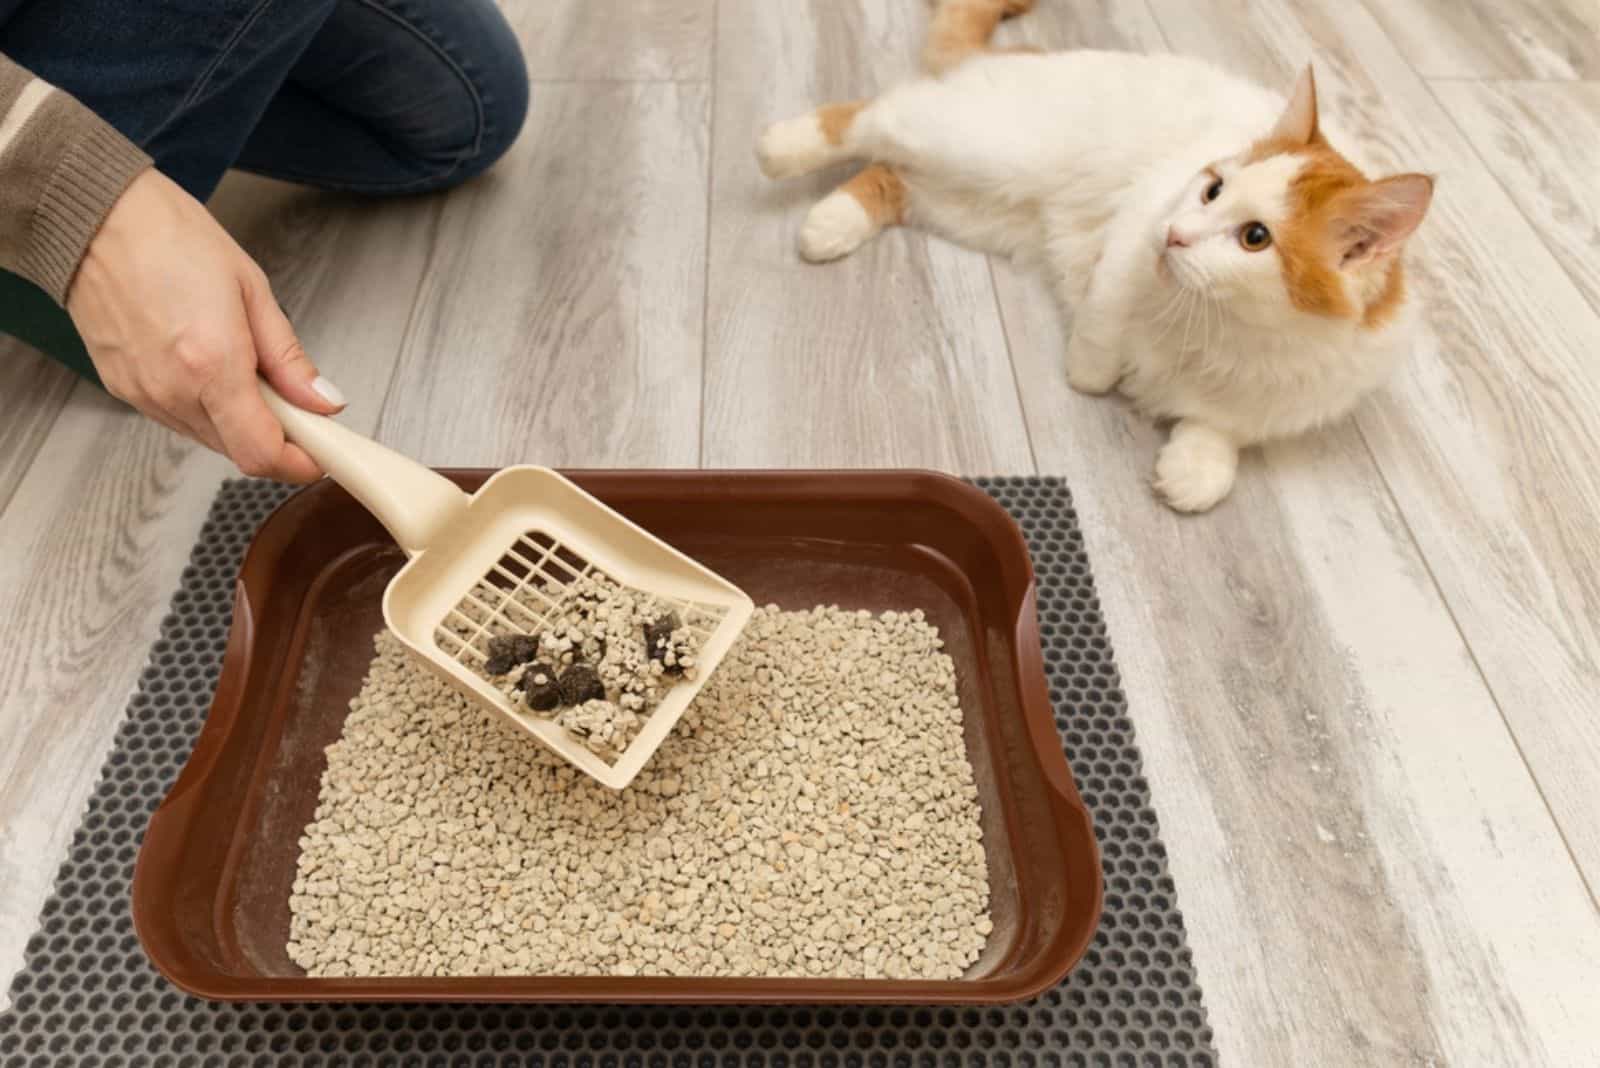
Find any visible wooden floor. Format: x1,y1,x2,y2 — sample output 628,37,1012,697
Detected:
3,0,1599,1061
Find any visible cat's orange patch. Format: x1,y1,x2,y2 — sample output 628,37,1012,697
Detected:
818,102,864,146
923,0,1036,74
840,164,907,225
1248,137,1404,328
1361,260,1407,329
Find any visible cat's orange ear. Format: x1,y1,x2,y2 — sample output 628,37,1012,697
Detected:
1331,173,1434,266
1270,65,1320,145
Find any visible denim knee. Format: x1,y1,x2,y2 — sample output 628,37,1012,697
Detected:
422,1,529,190
451,30,529,185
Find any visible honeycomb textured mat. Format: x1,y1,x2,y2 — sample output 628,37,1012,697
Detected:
0,477,1216,1068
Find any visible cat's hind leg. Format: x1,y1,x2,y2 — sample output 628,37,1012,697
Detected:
799,164,907,263
923,0,1038,75
757,102,867,180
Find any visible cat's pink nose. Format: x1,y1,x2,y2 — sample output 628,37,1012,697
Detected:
1165,227,1190,248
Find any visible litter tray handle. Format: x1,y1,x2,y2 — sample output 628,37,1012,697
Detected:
260,381,469,555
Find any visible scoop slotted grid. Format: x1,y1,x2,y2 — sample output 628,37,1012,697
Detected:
436,531,726,673
0,477,1215,1067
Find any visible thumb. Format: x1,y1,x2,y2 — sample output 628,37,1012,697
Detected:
242,272,345,414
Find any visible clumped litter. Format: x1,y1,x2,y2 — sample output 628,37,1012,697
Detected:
451,571,704,762
287,604,992,980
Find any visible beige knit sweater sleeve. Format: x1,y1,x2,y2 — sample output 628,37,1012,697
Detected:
1,55,152,304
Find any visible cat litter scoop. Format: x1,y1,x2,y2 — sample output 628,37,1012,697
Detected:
259,383,754,789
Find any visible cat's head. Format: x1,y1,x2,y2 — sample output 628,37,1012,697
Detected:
1159,66,1433,330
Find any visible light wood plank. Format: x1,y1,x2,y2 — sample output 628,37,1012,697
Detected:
1358,0,1600,80
1432,80,1600,317
1149,0,1600,894
0,178,438,1007
702,0,1035,473
0,339,74,514
375,82,709,468
992,0,1169,55
512,0,715,81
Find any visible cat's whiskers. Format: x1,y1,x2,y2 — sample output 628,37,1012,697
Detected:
1178,285,1201,356
1199,266,1221,354
1143,287,1186,350
1177,291,1201,351
1207,264,1245,354
1181,260,1217,354
1148,285,1190,342
1186,260,1234,356
1155,287,1190,346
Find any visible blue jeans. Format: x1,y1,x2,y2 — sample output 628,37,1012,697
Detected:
0,0,530,381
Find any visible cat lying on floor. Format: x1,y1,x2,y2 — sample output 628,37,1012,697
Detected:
756,0,1432,512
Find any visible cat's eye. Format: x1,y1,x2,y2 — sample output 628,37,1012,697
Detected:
1240,222,1272,251
1202,178,1223,203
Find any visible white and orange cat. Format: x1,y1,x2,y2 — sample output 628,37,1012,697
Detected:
756,0,1433,512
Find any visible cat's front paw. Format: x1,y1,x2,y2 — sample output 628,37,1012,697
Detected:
1153,423,1238,513
1065,333,1123,395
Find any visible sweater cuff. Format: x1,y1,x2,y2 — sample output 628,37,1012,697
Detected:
18,121,152,304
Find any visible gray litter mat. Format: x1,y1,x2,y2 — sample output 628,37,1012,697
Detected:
0,477,1216,1067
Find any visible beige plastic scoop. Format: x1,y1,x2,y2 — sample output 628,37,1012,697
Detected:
260,383,754,789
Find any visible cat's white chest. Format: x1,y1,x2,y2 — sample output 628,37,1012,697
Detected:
1115,277,1405,442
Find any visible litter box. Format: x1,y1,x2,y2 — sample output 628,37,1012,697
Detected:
131,470,1103,1003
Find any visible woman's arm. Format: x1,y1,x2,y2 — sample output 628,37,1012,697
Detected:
0,55,150,302
3,53,344,483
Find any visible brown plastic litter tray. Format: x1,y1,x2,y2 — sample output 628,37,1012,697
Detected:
132,469,1103,1004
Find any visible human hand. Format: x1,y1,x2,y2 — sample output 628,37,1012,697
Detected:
66,168,344,483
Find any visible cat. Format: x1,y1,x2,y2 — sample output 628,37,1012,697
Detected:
755,0,1433,512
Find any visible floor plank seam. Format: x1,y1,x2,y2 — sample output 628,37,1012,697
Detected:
697,0,722,470
0,378,74,519
984,257,1041,476
1415,74,1600,325
1352,418,1600,911
1353,0,1600,324
372,201,448,438
1140,0,1179,52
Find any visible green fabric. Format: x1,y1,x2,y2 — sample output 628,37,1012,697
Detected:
0,268,103,387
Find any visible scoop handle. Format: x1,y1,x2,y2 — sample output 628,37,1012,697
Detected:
260,380,468,555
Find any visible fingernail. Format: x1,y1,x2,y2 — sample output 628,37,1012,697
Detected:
311,376,346,408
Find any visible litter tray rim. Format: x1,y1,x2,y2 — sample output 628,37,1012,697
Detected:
131,469,1103,1004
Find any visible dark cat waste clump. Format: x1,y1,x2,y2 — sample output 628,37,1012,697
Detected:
485,633,539,676
488,633,539,661
521,663,563,713
559,664,606,706
515,661,556,692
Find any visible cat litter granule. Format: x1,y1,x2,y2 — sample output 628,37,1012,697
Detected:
287,605,993,980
